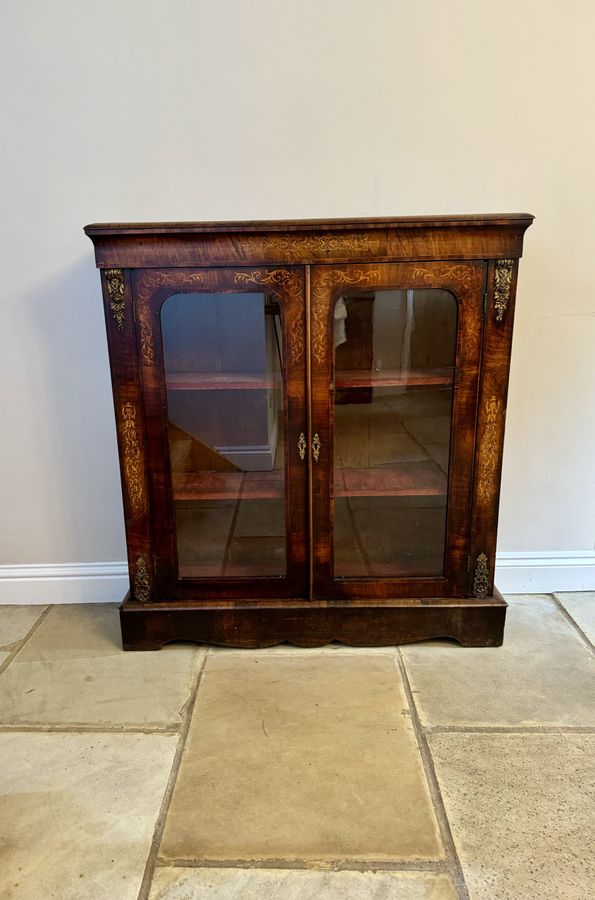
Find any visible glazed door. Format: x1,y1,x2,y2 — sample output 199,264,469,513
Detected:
310,262,486,599
133,267,308,600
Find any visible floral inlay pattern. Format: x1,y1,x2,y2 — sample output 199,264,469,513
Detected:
135,271,207,365
234,269,304,364
121,401,145,514
311,268,380,364
477,396,502,503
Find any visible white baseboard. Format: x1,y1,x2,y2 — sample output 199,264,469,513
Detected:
0,562,129,605
495,551,595,594
0,552,593,605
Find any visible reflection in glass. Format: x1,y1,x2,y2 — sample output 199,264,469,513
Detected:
333,289,456,578
161,292,286,578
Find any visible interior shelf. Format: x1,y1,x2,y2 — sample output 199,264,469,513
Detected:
166,367,453,392
336,462,446,497
166,372,274,390
173,470,282,501
173,462,446,502
335,367,453,389
179,562,285,579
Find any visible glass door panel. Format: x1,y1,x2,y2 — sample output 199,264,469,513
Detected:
161,291,286,579
333,289,456,578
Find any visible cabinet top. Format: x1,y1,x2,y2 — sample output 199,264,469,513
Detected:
84,213,533,236
84,214,534,268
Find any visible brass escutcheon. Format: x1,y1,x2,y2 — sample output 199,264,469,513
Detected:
298,432,307,461
312,433,321,463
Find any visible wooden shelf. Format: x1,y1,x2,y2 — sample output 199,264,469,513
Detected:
179,562,285,578
173,462,446,502
340,560,444,578
166,372,274,391
336,463,446,497
173,470,283,501
166,368,453,392
335,367,453,389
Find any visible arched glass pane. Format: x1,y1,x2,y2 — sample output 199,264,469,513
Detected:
333,288,457,578
161,292,286,578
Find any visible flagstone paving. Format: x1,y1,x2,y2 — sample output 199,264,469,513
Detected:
0,593,593,899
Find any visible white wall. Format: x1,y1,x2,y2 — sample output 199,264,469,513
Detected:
1,0,594,596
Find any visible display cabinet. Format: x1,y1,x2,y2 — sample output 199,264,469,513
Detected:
85,214,533,649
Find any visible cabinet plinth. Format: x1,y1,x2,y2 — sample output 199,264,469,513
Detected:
85,214,533,649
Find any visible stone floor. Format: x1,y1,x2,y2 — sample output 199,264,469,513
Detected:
0,594,593,900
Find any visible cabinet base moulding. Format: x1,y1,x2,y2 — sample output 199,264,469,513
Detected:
119,591,507,650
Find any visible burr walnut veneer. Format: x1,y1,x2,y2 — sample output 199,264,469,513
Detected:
85,215,533,650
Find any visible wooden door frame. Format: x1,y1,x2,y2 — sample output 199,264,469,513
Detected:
131,266,309,601
309,261,487,600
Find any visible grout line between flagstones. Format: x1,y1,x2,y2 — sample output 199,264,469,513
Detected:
551,593,594,652
153,857,453,873
0,723,181,735
137,648,209,900
395,648,470,900
0,604,53,677
423,725,595,735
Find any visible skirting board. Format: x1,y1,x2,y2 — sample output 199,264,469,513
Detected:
494,551,595,594
0,562,130,605
0,552,594,604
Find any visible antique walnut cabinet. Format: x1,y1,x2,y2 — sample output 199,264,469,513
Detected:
85,215,533,650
